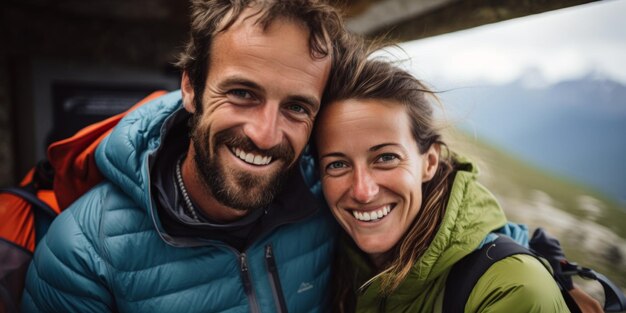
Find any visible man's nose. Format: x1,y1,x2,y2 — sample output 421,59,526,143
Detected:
243,103,283,150
350,168,379,204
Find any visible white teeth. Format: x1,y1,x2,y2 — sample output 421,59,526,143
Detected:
363,212,371,221
231,147,272,165
245,153,254,163
352,205,393,222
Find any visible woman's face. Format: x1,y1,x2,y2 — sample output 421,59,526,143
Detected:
315,99,438,265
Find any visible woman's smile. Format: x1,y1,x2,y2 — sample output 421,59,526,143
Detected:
348,203,395,222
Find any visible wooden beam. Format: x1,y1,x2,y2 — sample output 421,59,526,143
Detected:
359,0,598,41
345,0,456,34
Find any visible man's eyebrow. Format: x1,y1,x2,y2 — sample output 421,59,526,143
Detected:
219,77,263,91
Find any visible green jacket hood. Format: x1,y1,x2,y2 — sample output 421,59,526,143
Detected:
408,158,507,287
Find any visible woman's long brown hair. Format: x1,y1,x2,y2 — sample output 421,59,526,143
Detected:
318,48,456,312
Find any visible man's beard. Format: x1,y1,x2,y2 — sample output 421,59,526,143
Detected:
189,114,296,212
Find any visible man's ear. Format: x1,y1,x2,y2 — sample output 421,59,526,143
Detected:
422,143,440,182
181,71,196,113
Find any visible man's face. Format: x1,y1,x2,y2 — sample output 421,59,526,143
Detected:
182,11,331,213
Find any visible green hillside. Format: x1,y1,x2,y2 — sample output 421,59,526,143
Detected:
448,130,626,292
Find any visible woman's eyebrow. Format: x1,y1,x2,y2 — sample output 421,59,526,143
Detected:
319,152,346,159
370,143,400,151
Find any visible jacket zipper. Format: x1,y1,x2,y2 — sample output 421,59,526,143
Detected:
240,253,261,313
265,244,289,313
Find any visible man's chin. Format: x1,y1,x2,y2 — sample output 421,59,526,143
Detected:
213,188,274,212
213,170,285,211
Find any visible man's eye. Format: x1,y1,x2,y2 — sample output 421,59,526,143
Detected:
287,104,307,114
229,89,253,99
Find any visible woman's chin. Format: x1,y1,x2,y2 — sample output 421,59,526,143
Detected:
353,236,394,259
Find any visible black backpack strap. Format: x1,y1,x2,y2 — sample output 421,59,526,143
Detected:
0,187,57,218
571,265,626,312
443,236,533,313
0,186,58,244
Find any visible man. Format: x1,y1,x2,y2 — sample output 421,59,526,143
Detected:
21,1,349,312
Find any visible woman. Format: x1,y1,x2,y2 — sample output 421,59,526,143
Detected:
314,57,570,312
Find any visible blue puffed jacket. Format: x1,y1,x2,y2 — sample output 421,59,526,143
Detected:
21,91,337,313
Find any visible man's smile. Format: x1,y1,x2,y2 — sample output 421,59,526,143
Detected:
230,146,273,166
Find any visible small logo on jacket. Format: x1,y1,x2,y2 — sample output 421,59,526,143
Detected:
297,282,314,293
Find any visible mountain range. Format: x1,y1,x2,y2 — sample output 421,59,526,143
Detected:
439,74,626,204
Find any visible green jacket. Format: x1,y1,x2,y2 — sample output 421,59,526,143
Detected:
344,159,569,313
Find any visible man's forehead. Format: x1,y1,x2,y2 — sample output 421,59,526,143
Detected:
217,6,297,37
214,6,328,57
210,9,331,78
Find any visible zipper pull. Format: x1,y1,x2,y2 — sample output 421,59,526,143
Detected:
265,245,272,259
240,253,252,290
241,253,249,272
265,245,277,271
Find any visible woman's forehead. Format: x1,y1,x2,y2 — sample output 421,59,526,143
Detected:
316,99,412,148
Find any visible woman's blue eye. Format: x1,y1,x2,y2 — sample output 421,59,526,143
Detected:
377,154,398,163
327,161,346,170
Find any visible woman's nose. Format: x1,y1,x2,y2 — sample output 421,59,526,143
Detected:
350,168,379,204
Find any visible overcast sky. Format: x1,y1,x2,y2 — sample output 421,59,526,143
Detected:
400,0,626,88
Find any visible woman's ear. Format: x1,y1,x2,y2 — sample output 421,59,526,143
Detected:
422,143,440,182
181,71,196,113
